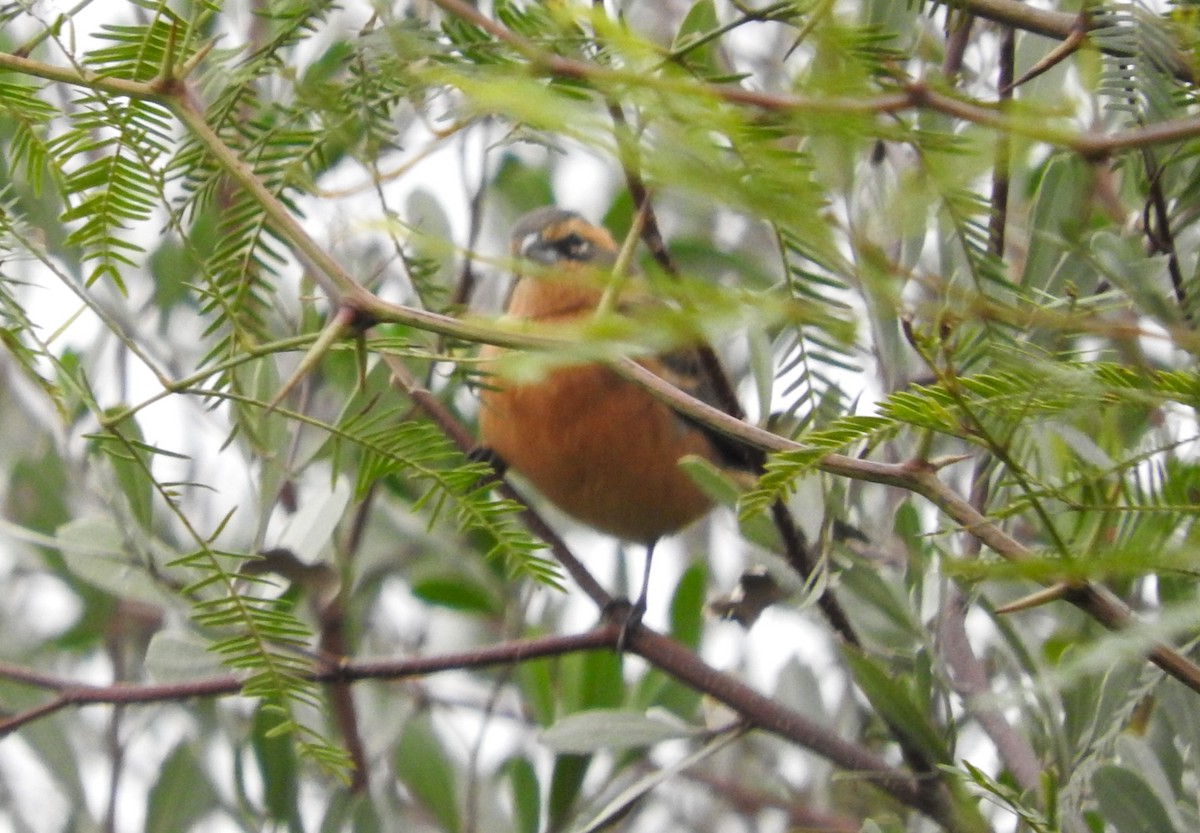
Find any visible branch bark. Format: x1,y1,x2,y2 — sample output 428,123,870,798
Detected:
0,626,948,819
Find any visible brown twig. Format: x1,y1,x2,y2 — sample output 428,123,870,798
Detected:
379,353,613,608
420,0,1200,158
942,12,974,78
316,591,369,792
0,624,953,824
1141,151,1192,324
597,51,865,651
622,627,953,823
0,631,612,733
963,0,1192,83
936,457,1042,793
683,769,860,832
989,27,1015,258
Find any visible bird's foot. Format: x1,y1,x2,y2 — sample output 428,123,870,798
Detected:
466,445,508,482
603,597,646,653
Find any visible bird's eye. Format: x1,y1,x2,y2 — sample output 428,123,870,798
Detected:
556,232,593,261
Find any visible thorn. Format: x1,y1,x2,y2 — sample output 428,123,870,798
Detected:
179,40,218,79
994,581,1076,615
265,306,356,414
1001,23,1086,94
926,453,973,471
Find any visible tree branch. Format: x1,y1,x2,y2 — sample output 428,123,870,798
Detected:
0,625,949,821
97,69,1200,701
380,353,614,608
61,56,1200,701
422,0,1200,155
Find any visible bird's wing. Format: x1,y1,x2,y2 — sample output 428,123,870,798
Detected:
650,345,760,472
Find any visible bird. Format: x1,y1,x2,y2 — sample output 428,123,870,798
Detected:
476,206,751,633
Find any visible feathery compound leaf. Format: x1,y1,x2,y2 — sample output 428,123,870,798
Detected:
0,81,59,195
7,0,1200,825
741,415,893,518
35,11,199,291
344,412,560,587
746,357,1200,518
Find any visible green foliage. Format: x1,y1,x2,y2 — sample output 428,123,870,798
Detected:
345,406,557,585
395,711,462,833
843,644,953,764
145,743,221,833
4,0,1200,832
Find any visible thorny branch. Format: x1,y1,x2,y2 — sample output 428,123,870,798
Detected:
3,3,1200,830
421,0,1200,157
0,626,940,817
2,1,1198,720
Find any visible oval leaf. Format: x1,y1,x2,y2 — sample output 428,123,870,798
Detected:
541,709,694,754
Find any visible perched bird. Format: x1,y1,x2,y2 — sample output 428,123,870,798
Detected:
477,206,750,623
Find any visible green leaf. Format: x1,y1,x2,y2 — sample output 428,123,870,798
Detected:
1020,154,1091,294
573,727,744,833
406,188,455,289
56,517,175,607
838,560,921,645
548,753,589,832
678,454,742,508
561,644,623,714
251,701,301,824
320,792,382,833
274,476,351,563
959,760,1055,833
671,0,721,76
410,571,502,613
541,709,695,754
89,415,155,531
669,562,706,650
1093,764,1180,833
892,500,925,556
841,646,951,765
144,743,219,833
503,756,541,833
145,630,226,682
395,712,461,833
6,451,71,538
517,653,556,727
492,154,555,215
0,686,88,807
771,658,828,721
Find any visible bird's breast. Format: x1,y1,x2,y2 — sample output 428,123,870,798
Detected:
478,353,716,543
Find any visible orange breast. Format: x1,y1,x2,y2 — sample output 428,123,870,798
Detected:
478,350,716,543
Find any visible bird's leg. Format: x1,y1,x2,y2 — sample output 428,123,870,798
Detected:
467,445,508,479
634,539,656,618
615,539,656,652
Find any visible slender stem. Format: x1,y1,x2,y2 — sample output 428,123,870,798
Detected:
0,625,953,824
422,0,1200,155
381,355,613,607
54,59,1200,697
607,362,1200,694
989,27,1015,257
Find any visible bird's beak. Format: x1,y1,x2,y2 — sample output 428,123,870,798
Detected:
518,233,559,266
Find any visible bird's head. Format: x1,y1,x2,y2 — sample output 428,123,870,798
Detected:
509,207,618,271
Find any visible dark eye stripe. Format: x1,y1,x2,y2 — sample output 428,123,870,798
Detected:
553,232,593,260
